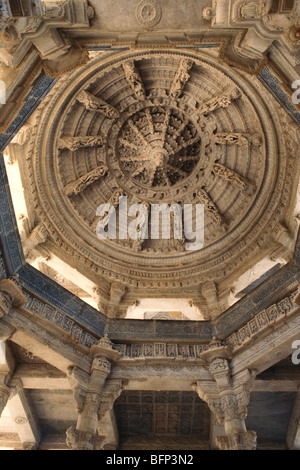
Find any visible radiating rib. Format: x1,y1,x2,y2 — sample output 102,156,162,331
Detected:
170,58,194,98
161,109,171,146
118,138,139,151
214,133,249,146
166,164,188,177
77,90,119,119
168,136,200,156
127,119,153,150
197,188,226,228
199,87,240,116
144,108,154,134
171,119,189,139
123,60,146,101
175,155,199,162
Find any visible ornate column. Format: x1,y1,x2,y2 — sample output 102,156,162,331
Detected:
193,339,257,450
0,316,15,418
96,379,123,450
201,281,222,320
66,335,120,450
0,279,25,417
107,283,127,318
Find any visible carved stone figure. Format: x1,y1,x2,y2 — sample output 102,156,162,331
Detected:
77,90,119,119
196,189,226,228
211,163,250,192
65,166,108,196
199,88,240,115
123,61,146,101
170,58,194,99
58,136,105,151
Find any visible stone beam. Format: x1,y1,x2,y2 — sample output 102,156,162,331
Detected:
7,380,41,450
8,364,300,393
5,308,92,373
0,432,23,450
13,364,69,390
231,309,300,377
253,380,300,393
9,329,83,374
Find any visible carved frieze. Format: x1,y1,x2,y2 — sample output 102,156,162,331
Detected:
23,294,98,349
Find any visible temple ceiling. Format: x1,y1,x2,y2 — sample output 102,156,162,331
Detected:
0,1,300,451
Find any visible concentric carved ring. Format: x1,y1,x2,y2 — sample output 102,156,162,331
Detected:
116,104,203,188
29,50,293,290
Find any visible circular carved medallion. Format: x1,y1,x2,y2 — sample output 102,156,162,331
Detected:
136,0,162,28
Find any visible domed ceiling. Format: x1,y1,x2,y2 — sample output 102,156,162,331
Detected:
16,49,297,318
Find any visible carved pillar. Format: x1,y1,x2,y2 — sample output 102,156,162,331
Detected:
66,335,120,450
0,294,18,418
97,379,123,450
193,339,257,450
107,283,127,318
201,281,221,320
0,373,11,417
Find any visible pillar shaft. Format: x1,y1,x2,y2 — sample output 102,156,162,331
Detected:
66,336,121,450
193,341,257,450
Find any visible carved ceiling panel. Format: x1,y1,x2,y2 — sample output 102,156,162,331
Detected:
114,390,210,438
23,49,297,300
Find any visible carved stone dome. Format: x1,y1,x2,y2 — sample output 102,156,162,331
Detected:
28,50,295,301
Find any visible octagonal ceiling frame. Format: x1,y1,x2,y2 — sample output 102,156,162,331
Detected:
0,48,299,344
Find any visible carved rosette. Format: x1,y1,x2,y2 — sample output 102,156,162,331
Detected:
27,50,296,299
136,0,162,28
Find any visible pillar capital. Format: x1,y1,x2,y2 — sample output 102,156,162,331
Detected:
200,337,232,364
90,335,121,363
193,352,257,450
